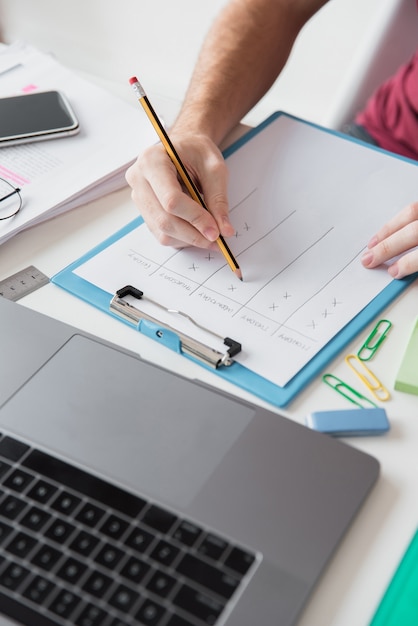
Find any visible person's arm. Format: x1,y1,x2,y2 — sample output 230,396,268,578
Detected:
126,0,327,249
361,202,418,278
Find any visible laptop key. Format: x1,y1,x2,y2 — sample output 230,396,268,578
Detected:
82,570,113,597
108,582,141,612
197,533,228,562
45,517,76,543
0,561,31,591
135,598,167,625
146,569,177,598
3,468,34,493
22,574,55,604
173,583,225,624
0,493,27,519
5,531,37,559
0,436,30,462
165,614,195,626
31,544,62,570
171,520,203,547
176,553,240,599
141,505,177,533
94,543,125,569
20,505,50,532
125,525,154,553
48,588,81,619
149,538,180,567
75,502,106,527
51,490,82,515
0,520,13,544
119,555,150,584
75,602,107,626
224,545,255,575
0,460,11,480
100,512,130,540
27,479,58,504
57,556,88,584
70,529,101,557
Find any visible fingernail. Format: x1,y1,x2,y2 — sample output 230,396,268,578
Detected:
388,263,400,279
204,227,219,242
361,251,373,267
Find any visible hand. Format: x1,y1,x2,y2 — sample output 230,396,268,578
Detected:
125,131,235,249
361,202,418,278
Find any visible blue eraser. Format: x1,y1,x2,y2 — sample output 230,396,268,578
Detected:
305,408,390,437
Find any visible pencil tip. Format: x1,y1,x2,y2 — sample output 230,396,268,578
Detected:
235,268,243,281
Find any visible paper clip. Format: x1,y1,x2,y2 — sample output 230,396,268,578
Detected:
322,373,377,408
110,285,242,369
345,354,390,402
357,319,392,361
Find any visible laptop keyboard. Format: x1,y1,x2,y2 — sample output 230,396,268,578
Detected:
0,433,257,626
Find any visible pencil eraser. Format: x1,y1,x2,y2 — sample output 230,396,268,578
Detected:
305,408,390,437
129,76,138,85
394,318,418,395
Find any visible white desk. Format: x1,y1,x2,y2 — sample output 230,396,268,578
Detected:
1,0,418,621
1,98,418,626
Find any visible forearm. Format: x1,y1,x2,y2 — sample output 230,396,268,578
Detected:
173,0,328,145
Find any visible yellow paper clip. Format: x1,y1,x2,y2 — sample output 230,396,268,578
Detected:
357,319,392,361
345,354,390,402
322,373,377,408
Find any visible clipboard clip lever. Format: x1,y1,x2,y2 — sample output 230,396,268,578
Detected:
110,285,241,369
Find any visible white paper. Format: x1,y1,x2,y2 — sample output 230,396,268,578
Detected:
74,115,418,386
0,42,157,245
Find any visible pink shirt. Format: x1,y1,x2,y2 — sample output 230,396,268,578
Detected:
355,2,418,160
356,48,418,160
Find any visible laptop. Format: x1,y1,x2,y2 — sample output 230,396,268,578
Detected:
0,296,379,626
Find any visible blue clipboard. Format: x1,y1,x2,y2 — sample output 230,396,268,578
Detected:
52,112,417,407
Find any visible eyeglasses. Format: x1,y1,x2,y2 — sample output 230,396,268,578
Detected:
0,177,23,220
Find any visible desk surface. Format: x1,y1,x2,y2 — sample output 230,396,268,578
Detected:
0,32,417,626
2,135,418,626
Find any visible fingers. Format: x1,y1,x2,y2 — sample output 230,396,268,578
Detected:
125,135,233,249
361,202,418,278
189,143,236,239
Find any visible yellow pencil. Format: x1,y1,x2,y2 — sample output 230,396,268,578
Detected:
129,76,242,281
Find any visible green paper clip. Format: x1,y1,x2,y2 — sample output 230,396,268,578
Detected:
357,319,392,361
322,373,377,408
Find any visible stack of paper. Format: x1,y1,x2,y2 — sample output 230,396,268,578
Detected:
0,42,157,246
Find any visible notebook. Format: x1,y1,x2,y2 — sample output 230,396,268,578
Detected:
0,296,380,626
369,528,418,626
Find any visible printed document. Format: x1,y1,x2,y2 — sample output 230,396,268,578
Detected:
72,115,418,386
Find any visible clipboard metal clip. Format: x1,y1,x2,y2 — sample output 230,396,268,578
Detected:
110,285,242,369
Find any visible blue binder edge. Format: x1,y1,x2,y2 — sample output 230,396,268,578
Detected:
52,112,417,408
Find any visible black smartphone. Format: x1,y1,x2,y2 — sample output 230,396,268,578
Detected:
0,90,80,146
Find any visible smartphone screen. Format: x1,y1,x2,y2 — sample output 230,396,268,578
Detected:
0,90,79,145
